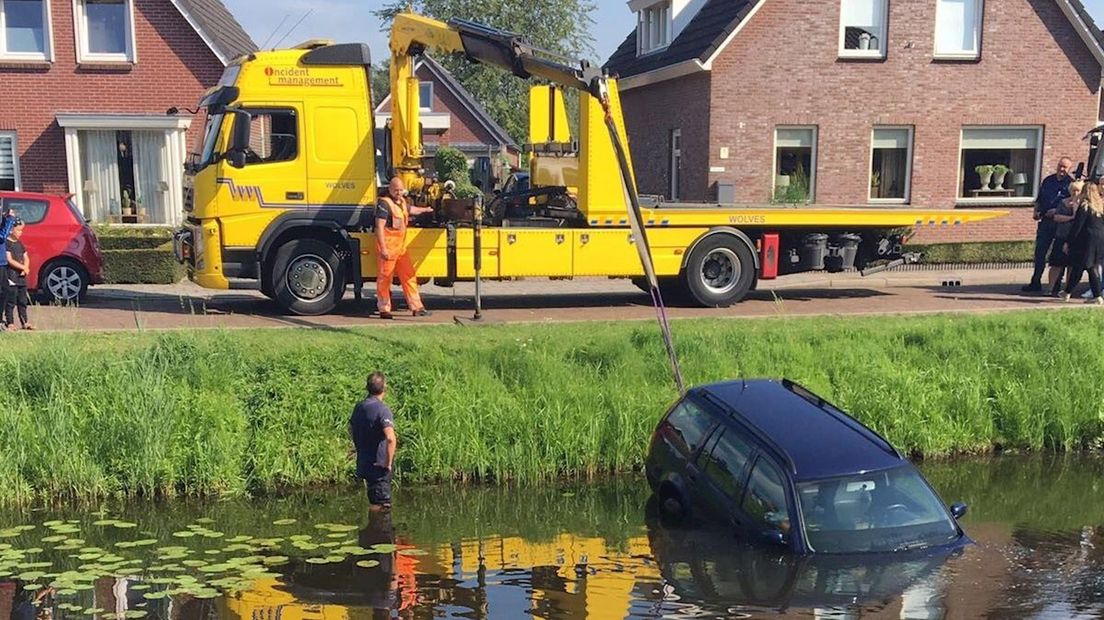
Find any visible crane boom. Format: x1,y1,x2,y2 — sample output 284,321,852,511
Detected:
388,12,603,191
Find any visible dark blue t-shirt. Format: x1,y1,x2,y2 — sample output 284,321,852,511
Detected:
349,396,394,478
1037,174,1072,229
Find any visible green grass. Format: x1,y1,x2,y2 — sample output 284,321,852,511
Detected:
0,310,1102,505
904,240,1034,264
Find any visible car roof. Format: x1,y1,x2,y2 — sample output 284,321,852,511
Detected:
692,379,907,482
0,191,65,201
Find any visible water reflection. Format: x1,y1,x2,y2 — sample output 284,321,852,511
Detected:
0,456,1101,619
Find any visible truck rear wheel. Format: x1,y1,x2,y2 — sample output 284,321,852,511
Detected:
685,235,756,307
271,238,346,316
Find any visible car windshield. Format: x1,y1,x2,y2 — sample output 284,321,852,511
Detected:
797,466,960,554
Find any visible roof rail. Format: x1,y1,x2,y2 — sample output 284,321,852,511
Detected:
781,379,901,459
697,389,798,476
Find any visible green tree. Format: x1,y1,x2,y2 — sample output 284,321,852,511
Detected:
375,0,596,144
370,61,391,108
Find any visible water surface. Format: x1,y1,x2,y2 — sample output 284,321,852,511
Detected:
1,455,1102,619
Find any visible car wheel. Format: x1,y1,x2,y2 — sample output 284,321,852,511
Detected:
685,234,756,307
39,259,89,304
271,239,346,316
659,485,688,525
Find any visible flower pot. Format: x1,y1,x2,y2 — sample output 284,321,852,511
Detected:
993,171,1009,189
859,33,871,50
978,172,994,189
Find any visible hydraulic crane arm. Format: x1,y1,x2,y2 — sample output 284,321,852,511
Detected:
388,12,603,187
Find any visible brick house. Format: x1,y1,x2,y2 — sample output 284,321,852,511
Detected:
605,0,1104,243
374,56,520,188
0,0,254,225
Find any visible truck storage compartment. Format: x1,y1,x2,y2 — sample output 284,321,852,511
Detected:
825,233,862,273
798,234,828,271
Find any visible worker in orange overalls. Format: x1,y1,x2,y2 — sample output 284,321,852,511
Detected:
376,177,434,319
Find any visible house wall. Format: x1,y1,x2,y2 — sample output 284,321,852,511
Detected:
0,0,224,194
620,71,711,200
624,0,1101,243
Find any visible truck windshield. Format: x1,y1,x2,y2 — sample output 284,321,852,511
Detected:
189,112,225,173
797,466,960,554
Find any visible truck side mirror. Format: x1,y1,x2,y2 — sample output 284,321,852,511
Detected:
224,109,252,169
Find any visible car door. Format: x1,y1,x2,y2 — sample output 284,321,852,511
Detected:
689,426,755,526
739,455,797,550
218,105,307,218
1,196,58,290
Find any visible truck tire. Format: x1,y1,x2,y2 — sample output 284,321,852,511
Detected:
271,238,346,316
684,234,756,308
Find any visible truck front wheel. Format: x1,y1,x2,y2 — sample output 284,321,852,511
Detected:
271,238,346,316
685,235,756,307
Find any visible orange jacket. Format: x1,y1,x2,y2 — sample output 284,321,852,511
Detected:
376,196,409,257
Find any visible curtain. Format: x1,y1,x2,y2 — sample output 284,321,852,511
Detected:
1009,150,1037,198
132,131,170,224
878,149,906,199
79,130,121,222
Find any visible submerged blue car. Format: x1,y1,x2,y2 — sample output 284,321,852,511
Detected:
645,379,970,555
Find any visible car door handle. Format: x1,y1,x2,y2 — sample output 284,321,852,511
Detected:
286,191,304,200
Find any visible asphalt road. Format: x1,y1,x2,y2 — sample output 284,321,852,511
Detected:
13,266,1079,333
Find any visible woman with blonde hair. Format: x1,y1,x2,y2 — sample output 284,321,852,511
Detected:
1048,179,1084,296
1063,180,1104,304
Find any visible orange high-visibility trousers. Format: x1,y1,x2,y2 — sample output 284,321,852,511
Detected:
376,251,423,314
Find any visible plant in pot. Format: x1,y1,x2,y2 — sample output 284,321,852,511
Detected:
121,190,134,216
992,164,1011,189
870,171,881,197
975,165,995,191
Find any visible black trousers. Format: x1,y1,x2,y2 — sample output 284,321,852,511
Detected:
1066,241,1104,298
4,284,28,327
1032,224,1057,285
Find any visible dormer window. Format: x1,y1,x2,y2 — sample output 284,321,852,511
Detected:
839,0,888,59
636,0,671,56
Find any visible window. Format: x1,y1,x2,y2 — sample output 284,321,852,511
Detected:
0,133,18,191
870,127,913,202
1,197,48,224
774,127,817,203
637,1,671,55
742,458,791,533
235,109,298,166
839,0,887,58
74,0,135,62
958,126,1042,202
419,82,433,111
663,399,715,457
669,128,681,200
1,0,50,58
697,429,754,500
935,0,983,59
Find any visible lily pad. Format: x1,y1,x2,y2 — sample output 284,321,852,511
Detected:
112,522,138,529
398,548,429,557
41,535,68,543
195,518,215,524
272,519,297,526
172,531,196,538
367,544,398,554
304,557,331,565
356,560,380,569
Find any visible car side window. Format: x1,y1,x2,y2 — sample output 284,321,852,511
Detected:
663,399,715,457
697,429,754,500
743,457,792,534
2,198,49,225
235,109,298,165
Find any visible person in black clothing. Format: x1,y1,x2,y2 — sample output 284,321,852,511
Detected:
4,221,32,330
349,371,398,510
1025,157,1074,292
1062,181,1104,304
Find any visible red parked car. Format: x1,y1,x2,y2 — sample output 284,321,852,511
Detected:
0,191,104,303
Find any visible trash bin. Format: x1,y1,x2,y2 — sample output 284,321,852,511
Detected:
825,233,862,272
798,234,828,271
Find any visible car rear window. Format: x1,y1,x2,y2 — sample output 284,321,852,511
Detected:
2,198,48,225
663,399,715,457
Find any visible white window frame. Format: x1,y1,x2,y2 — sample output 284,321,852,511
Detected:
636,0,671,56
773,126,818,203
955,125,1043,206
418,81,433,111
934,0,984,60
869,126,914,204
72,0,136,64
669,128,681,200
838,0,888,60
0,0,53,62
0,132,21,191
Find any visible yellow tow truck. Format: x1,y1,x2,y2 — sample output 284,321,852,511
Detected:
173,11,1003,316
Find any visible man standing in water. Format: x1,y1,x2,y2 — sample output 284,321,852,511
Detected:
350,372,398,510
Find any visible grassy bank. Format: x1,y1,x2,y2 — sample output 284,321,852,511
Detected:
0,311,1101,504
